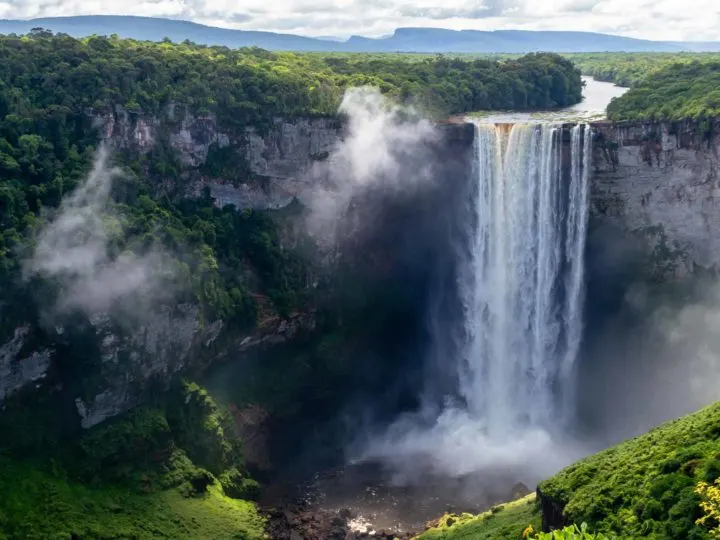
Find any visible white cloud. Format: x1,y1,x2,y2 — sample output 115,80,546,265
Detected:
0,0,717,41
24,147,176,318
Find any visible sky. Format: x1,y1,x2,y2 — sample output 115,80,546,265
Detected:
0,0,717,42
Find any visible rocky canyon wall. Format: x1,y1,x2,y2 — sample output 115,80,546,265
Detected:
589,119,720,279
3,110,718,432
0,107,343,428
0,108,474,433
93,104,342,209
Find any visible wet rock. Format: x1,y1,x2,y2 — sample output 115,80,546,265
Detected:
264,506,350,540
0,326,52,403
283,510,296,526
510,482,531,499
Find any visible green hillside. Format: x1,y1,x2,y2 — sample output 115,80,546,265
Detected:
540,401,720,538
0,382,266,539
417,494,540,539
421,401,720,539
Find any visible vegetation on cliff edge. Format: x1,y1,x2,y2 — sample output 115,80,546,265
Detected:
567,52,720,88
0,30,582,124
539,400,720,539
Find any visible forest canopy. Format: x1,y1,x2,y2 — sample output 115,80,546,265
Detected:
606,61,720,121
568,52,720,88
0,31,583,125
561,52,720,121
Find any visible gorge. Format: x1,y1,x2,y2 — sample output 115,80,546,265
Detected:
1,44,720,538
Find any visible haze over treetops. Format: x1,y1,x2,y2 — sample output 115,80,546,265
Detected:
1,15,720,53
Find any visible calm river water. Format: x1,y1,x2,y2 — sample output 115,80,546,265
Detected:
471,76,629,124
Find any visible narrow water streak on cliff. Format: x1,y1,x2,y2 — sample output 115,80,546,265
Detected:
461,122,592,434
562,124,592,417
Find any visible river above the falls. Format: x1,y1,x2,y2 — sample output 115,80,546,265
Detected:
470,76,629,124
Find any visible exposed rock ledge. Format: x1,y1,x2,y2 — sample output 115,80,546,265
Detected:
0,326,52,402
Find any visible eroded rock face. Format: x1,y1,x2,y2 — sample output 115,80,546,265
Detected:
229,403,270,471
73,305,214,428
94,105,341,209
590,120,720,278
0,326,52,402
0,301,312,428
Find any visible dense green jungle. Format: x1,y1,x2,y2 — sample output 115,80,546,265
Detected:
1,29,720,540
566,53,720,120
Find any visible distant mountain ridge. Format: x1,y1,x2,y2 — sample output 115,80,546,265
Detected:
1,15,719,53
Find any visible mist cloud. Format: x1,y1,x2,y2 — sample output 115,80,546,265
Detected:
580,279,720,444
303,87,436,246
25,146,173,317
357,407,587,488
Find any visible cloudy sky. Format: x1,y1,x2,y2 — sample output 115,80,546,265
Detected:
0,0,716,41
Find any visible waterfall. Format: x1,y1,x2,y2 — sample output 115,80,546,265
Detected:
461,122,592,435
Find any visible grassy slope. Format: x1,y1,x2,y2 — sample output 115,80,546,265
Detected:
417,494,540,540
540,401,720,539
420,402,720,540
0,384,267,540
0,456,265,540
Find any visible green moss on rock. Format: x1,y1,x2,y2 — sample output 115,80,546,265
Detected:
218,468,261,501
166,381,243,475
417,494,540,540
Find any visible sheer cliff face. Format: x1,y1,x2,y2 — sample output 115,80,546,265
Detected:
590,120,720,279
95,109,720,280
93,105,342,209
0,113,473,434
0,109,342,427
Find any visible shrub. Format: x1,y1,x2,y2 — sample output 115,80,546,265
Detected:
218,468,260,500
525,523,614,539
76,408,172,481
165,381,243,475
696,479,720,537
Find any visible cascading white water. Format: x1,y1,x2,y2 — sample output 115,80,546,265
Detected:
462,122,592,435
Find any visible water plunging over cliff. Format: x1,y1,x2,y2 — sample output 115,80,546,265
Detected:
266,121,596,535
461,122,592,434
